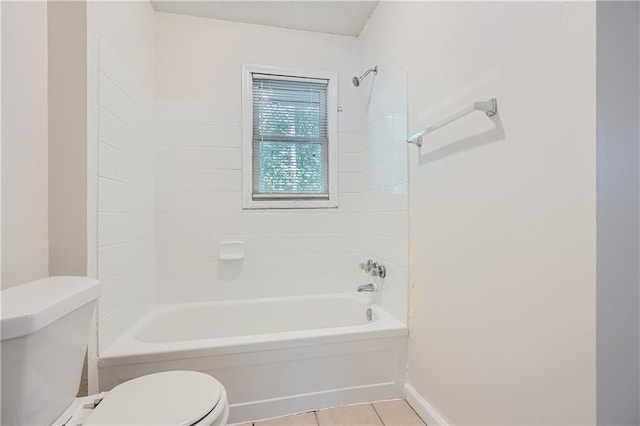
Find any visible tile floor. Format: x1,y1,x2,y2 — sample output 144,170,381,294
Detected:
234,399,426,426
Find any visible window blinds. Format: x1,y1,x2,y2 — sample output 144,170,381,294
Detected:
252,74,329,199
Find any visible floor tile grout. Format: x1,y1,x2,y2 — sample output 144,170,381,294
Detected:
370,402,386,426
248,398,425,426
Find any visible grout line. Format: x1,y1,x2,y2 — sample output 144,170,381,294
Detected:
99,69,150,112
99,103,145,136
156,165,242,171
99,175,155,192
402,399,427,426
99,138,155,169
371,402,386,426
156,122,241,130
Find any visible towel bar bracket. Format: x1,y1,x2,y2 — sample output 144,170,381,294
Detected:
473,98,497,117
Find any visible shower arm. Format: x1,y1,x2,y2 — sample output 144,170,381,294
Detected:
360,66,378,80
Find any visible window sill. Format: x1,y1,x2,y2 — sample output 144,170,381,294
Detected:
242,199,338,210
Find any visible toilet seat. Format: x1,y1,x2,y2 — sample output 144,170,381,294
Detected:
84,371,225,425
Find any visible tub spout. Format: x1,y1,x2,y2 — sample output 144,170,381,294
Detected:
357,283,378,293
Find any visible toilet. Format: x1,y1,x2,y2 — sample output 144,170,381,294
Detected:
0,276,229,426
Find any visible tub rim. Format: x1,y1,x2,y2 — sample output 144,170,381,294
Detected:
99,293,407,367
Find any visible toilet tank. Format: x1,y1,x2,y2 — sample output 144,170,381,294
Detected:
1,277,101,426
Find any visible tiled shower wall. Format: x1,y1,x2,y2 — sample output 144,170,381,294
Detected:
94,15,410,347
97,43,156,349
154,100,362,302
152,84,408,321
152,13,365,303
356,73,409,322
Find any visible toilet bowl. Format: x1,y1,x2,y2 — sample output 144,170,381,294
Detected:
1,277,229,426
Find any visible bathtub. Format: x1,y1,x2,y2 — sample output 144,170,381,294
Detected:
98,293,408,423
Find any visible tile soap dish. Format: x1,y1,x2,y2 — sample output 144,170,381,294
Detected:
219,241,244,260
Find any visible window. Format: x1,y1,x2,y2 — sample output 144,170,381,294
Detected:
242,65,338,209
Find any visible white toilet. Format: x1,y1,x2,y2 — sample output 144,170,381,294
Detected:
0,276,229,425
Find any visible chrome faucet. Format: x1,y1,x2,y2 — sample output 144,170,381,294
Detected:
357,283,378,293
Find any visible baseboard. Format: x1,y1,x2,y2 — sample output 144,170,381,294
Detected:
404,382,449,426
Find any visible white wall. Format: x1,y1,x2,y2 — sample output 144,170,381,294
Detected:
359,2,597,424
154,13,364,302
87,1,157,352
596,2,640,424
1,0,3,287
87,1,156,95
1,1,49,289
48,0,87,278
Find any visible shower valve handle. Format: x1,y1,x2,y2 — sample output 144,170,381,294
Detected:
359,260,374,273
360,260,386,278
371,263,380,276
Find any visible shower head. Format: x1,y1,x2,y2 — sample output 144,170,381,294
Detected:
352,65,378,87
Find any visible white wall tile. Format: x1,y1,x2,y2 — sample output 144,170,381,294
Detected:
359,211,408,239
98,178,153,213
359,184,408,212
97,42,157,352
156,145,241,170
156,168,241,191
156,280,217,303
99,72,147,128
156,272,358,303
157,234,359,260
157,236,216,260
355,72,409,323
236,233,359,256
154,97,367,301
98,246,118,281
197,212,358,235
338,112,363,133
156,190,198,213
157,100,241,126
157,123,241,147
100,42,152,112
359,233,408,268
238,253,360,277
339,172,364,193
338,193,361,212
157,257,217,282
98,142,118,179
378,263,409,297
195,191,243,212
150,84,409,319
338,131,367,153
339,152,365,173
157,253,360,286
117,238,155,273
99,214,154,246
377,286,408,325
156,214,200,236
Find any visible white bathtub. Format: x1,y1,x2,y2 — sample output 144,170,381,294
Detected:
98,293,408,423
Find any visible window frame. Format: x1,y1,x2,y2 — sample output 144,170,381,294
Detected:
242,64,338,209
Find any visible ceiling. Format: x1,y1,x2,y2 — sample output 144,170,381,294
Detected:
151,1,379,37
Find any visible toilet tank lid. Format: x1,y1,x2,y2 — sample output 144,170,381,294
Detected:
1,276,101,340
